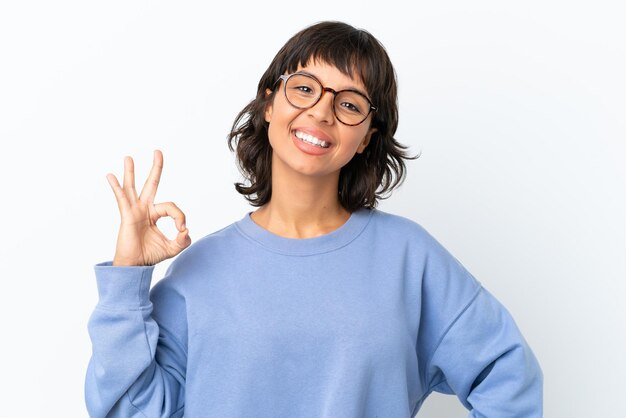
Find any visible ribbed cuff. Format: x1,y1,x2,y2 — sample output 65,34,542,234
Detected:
93,260,156,308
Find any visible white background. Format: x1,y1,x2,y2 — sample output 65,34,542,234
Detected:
1,1,624,416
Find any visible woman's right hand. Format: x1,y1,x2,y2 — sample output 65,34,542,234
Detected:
106,150,191,267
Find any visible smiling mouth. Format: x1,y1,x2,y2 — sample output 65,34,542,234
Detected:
293,130,331,148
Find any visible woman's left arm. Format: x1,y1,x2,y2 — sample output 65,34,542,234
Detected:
413,223,543,417
424,286,544,417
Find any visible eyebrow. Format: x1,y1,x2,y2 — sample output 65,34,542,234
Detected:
296,70,371,100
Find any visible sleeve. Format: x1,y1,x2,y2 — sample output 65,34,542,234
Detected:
84,261,187,418
416,230,543,417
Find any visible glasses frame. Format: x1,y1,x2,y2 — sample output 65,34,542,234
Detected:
275,72,377,127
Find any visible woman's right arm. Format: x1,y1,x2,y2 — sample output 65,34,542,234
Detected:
85,150,192,417
85,261,186,417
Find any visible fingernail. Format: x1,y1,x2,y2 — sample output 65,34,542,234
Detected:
181,223,186,230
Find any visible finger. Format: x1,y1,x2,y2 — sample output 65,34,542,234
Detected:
170,227,191,251
139,150,163,204
106,173,131,213
151,201,187,231
123,156,139,203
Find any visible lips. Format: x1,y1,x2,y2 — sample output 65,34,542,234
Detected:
292,127,333,146
290,130,334,156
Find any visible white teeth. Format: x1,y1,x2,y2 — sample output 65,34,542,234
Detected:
294,130,329,148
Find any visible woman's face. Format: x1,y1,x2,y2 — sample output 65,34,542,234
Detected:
264,59,377,180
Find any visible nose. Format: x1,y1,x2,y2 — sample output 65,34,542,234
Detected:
306,88,335,124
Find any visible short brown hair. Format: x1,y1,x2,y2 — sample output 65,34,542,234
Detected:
227,21,419,212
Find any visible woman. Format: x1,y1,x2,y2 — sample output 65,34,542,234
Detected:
85,21,543,417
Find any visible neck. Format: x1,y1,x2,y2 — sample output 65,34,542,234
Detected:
250,157,351,239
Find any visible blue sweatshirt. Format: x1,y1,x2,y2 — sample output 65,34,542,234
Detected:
85,207,543,417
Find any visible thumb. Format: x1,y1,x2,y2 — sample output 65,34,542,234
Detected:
173,227,191,250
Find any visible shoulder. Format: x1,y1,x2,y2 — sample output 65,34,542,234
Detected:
370,208,424,230
370,208,440,247
372,210,483,303
369,208,472,274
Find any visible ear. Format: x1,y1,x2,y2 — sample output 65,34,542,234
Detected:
356,127,378,154
264,88,273,123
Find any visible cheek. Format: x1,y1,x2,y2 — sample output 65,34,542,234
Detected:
268,101,301,132
264,97,277,123
266,111,292,149
267,123,279,147
347,130,369,148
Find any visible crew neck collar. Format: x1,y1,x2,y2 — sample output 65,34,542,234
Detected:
234,207,375,256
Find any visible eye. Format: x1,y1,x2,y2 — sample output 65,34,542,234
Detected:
295,85,314,94
288,84,317,97
339,101,363,114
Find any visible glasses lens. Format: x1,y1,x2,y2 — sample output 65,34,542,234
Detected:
284,74,321,108
335,91,371,125
283,73,373,126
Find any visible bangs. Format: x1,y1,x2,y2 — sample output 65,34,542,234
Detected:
260,21,396,126
284,42,372,92
270,23,389,105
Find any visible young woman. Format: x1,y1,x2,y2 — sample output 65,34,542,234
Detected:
85,21,543,417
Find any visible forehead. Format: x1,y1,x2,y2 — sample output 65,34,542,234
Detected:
295,58,368,93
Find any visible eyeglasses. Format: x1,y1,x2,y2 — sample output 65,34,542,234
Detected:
275,72,377,126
